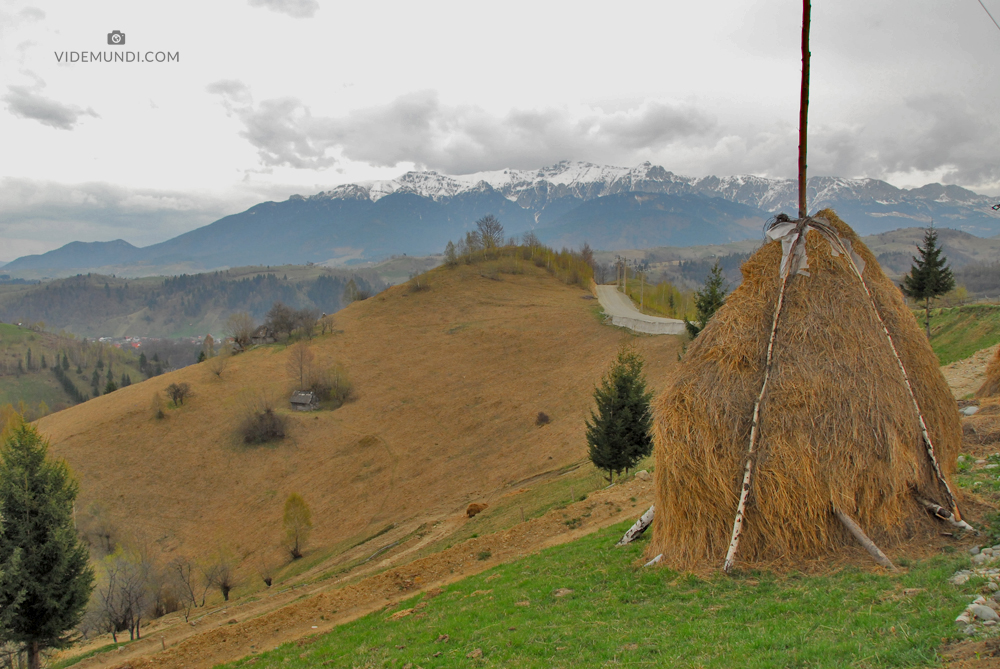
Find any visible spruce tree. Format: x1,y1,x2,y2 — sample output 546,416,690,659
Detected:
585,343,654,483
684,260,728,338
0,421,93,669
902,227,955,338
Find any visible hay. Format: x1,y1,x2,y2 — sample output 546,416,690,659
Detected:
976,348,1000,399
650,210,961,570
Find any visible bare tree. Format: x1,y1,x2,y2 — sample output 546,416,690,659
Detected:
286,342,315,390
225,312,255,351
295,308,319,339
168,557,208,620
94,546,154,642
209,345,230,379
476,214,504,250
204,549,239,602
165,382,191,406
266,302,296,338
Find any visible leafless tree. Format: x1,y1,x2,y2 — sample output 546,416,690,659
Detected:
204,550,239,602
295,308,319,339
168,557,209,619
166,382,191,406
266,302,296,338
225,312,255,351
286,342,315,390
476,214,504,250
209,345,230,379
94,547,155,642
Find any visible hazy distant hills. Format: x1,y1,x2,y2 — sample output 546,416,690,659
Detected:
7,161,999,276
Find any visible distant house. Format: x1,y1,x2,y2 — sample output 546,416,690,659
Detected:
290,391,318,411
250,325,276,346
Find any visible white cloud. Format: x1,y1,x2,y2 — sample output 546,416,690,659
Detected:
247,0,318,19
2,73,98,130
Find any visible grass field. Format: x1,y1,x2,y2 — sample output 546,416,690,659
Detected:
927,304,1000,365
221,521,972,669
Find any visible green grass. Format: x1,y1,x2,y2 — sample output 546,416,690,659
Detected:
222,521,972,669
49,641,129,669
926,304,1000,365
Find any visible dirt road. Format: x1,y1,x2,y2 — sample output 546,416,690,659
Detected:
595,285,685,335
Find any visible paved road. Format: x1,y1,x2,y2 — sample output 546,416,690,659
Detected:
595,285,686,335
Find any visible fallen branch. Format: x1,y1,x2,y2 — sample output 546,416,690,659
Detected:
644,553,663,567
833,508,897,571
616,505,654,547
917,496,978,534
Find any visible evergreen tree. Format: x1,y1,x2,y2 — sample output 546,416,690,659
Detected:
0,421,93,669
684,260,729,339
61,353,69,371
902,227,955,338
104,379,118,395
585,343,654,483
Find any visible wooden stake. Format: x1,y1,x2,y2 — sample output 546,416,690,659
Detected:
798,0,811,218
616,505,655,547
723,220,808,573
833,508,897,571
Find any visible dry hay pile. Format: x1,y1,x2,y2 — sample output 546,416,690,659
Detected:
650,210,963,570
976,348,1000,399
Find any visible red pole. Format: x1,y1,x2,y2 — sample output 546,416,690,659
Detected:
798,0,811,219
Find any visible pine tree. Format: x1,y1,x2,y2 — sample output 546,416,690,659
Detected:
684,260,728,338
585,343,654,483
0,421,93,669
902,227,955,338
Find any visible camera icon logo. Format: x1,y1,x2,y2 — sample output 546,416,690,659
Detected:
107,30,125,45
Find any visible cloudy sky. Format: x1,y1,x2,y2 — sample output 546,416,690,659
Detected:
1,0,999,261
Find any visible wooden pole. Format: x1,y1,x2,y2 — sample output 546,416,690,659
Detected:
798,0,811,219
616,505,655,546
833,508,897,571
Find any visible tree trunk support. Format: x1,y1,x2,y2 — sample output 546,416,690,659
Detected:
833,508,897,571
723,219,809,573
917,496,978,534
617,505,654,546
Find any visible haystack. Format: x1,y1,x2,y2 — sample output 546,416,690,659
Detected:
649,209,966,571
975,347,1000,399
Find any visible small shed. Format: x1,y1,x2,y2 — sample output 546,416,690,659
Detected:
250,325,276,346
289,391,318,411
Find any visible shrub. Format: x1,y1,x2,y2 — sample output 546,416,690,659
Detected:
309,364,352,408
166,382,191,406
237,392,287,445
151,392,165,420
535,412,550,426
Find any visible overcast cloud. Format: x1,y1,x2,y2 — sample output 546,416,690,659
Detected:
246,0,318,19
0,0,998,261
2,74,98,130
210,85,718,174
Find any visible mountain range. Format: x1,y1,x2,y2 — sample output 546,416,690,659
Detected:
7,161,1000,276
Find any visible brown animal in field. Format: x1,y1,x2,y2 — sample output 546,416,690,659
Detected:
466,503,488,518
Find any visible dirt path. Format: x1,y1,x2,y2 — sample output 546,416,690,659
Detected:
942,344,999,399
594,285,685,335
75,477,653,669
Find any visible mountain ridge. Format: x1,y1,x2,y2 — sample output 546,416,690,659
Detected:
7,161,999,275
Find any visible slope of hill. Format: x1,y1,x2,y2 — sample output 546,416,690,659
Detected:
36,262,681,587
0,265,384,338
7,161,998,276
0,323,144,416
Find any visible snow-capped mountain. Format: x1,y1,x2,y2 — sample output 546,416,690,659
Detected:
6,161,999,275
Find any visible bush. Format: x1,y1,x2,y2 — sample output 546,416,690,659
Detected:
151,392,165,420
165,382,191,406
309,365,352,408
535,412,550,426
237,392,287,445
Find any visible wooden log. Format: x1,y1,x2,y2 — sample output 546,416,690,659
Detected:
644,553,663,567
833,508,897,571
616,506,654,547
916,496,978,534
723,220,808,573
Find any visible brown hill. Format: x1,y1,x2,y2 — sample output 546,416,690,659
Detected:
37,262,681,577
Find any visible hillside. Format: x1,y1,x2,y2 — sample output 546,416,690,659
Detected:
0,323,144,416
0,265,384,338
36,261,682,589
